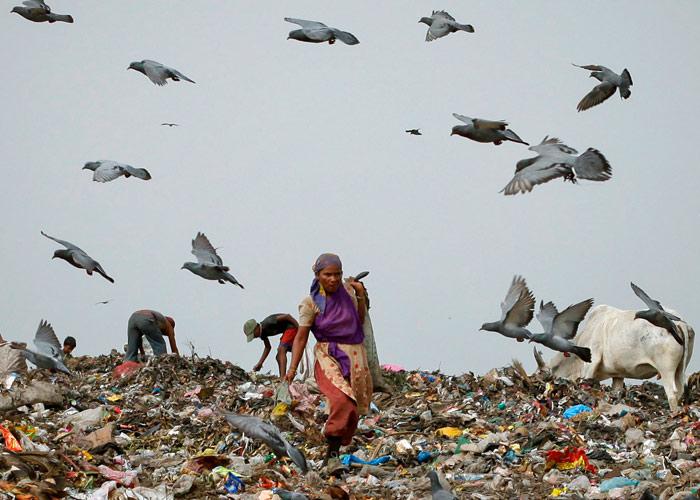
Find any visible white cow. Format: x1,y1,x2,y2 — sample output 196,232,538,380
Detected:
535,305,694,411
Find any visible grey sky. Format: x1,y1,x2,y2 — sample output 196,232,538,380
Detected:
1,2,699,376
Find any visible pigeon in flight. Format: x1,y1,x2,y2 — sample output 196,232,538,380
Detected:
271,489,309,500
11,0,73,23
95,299,112,305
418,11,474,42
223,413,307,473
83,161,151,183
630,282,684,345
41,231,114,283
451,114,528,146
161,123,179,127
480,275,535,342
406,129,422,136
285,18,359,45
181,232,244,288
128,60,195,86
10,320,71,375
573,64,632,112
530,300,593,362
428,470,456,500
501,136,612,195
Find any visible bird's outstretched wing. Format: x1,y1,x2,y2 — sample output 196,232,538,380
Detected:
572,63,610,72
452,113,473,124
41,231,84,252
34,320,62,357
191,232,224,266
552,299,594,339
501,276,534,327
472,118,508,130
432,10,456,21
630,282,664,311
501,157,569,195
536,301,559,333
23,0,49,12
142,61,168,86
284,17,327,28
577,81,616,112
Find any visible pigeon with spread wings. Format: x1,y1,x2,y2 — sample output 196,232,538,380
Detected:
11,0,73,23
573,64,632,112
128,60,195,86
451,114,528,146
10,320,71,374
41,231,114,283
285,18,359,45
181,232,244,288
83,161,151,183
630,282,684,345
480,275,535,342
418,10,474,42
530,300,593,362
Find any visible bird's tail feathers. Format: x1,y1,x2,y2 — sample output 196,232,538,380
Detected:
620,69,633,98
572,346,592,363
573,148,612,182
48,13,73,23
224,273,244,289
95,268,115,283
502,129,529,146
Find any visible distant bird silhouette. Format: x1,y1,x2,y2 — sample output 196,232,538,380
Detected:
161,123,179,127
11,0,73,23
501,136,612,195
405,129,422,136
530,299,593,362
285,18,359,45
10,320,71,375
128,60,195,86
83,160,151,183
428,470,456,500
480,275,535,342
95,299,112,305
181,232,244,288
573,64,632,112
630,282,684,345
451,114,528,146
418,11,473,42
41,231,114,283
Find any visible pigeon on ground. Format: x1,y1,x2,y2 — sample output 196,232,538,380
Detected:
83,161,151,183
480,276,535,342
418,11,474,42
285,18,359,45
181,232,244,288
11,0,73,23
272,489,309,500
573,64,632,112
530,299,594,362
428,470,456,500
501,136,612,195
128,60,195,86
451,114,528,146
223,413,307,473
41,231,114,283
630,282,684,345
161,123,179,127
10,320,71,375
406,129,422,136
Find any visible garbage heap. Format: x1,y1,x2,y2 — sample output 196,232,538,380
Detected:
0,353,698,499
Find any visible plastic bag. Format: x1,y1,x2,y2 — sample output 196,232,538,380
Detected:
274,381,292,405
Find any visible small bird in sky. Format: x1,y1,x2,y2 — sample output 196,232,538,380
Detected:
405,129,422,136
95,299,112,305
10,320,71,375
573,63,632,112
161,123,179,127
530,299,594,362
11,0,73,23
83,160,151,183
128,60,195,86
182,232,244,288
285,18,359,45
41,231,114,283
480,275,535,342
418,11,474,42
451,114,528,146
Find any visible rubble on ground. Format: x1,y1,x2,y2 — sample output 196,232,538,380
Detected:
0,352,698,499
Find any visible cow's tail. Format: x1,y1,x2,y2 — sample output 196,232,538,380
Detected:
533,347,546,371
680,324,695,404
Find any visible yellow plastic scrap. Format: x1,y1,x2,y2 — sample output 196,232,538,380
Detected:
106,394,123,402
436,427,462,438
550,486,568,497
272,402,288,416
195,448,217,457
80,450,93,461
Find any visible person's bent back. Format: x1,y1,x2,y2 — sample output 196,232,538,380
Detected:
124,310,179,362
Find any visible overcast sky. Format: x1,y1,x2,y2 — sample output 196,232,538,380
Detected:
1,2,699,377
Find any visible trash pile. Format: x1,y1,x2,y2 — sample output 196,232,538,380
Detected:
1,352,699,499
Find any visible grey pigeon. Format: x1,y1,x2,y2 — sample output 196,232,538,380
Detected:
41,230,114,283
11,0,73,23
406,129,422,136
418,11,474,42
181,232,244,288
128,60,195,86
83,160,151,183
480,275,535,342
530,299,593,362
501,136,612,195
285,18,359,45
10,320,71,375
451,113,528,146
161,123,179,127
427,470,456,500
223,413,307,473
272,489,309,500
573,64,632,112
630,282,684,345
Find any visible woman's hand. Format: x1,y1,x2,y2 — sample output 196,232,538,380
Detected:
284,367,296,383
349,280,366,295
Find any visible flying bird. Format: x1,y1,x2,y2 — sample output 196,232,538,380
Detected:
406,129,422,136
128,60,195,86
223,413,307,473
11,0,73,23
573,64,632,112
285,18,359,45
94,299,112,305
41,231,114,283
530,299,594,362
501,136,612,195
451,114,528,146
83,161,151,183
272,489,309,500
10,320,71,375
630,282,684,345
418,11,474,42
161,123,179,127
428,470,456,500
480,275,535,342
181,232,244,288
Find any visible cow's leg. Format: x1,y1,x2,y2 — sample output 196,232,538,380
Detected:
612,377,625,393
659,367,682,412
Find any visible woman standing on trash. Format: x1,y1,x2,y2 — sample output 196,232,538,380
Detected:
284,253,372,474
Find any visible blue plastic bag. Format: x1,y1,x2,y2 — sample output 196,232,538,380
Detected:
599,477,639,492
563,404,592,419
224,472,243,493
340,454,392,466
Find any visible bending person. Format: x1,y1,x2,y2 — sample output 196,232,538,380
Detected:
124,310,179,362
244,313,299,377
285,253,372,475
